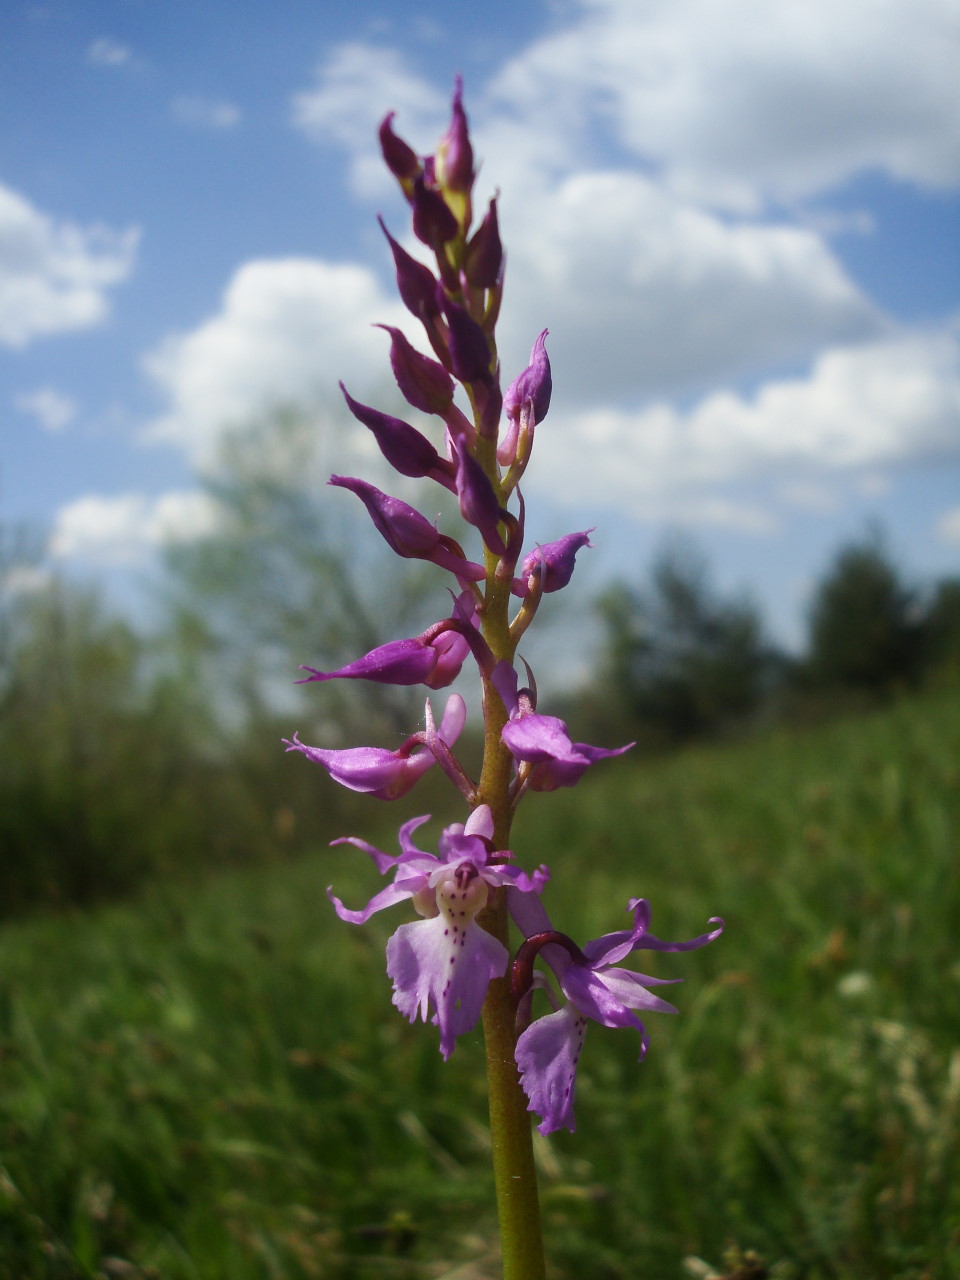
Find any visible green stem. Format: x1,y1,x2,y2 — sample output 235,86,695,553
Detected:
473,444,546,1279
481,893,546,1280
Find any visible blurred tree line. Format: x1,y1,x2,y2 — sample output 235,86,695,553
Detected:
2,430,958,917
577,528,960,749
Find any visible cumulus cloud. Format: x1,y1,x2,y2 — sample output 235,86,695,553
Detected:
170,95,242,130
487,0,960,208
495,169,880,403
14,387,77,431
291,43,448,196
49,491,221,563
530,331,960,516
291,39,885,400
142,257,410,467
0,183,138,348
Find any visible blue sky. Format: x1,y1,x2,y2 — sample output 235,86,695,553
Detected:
2,0,958,652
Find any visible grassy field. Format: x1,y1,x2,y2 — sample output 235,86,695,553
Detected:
1,688,958,1279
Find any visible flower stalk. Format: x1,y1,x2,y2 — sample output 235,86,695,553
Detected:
284,75,723,1278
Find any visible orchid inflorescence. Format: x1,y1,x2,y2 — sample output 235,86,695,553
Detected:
284,79,722,1136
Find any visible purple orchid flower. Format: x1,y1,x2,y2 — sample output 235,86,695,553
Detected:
502,712,634,791
298,593,479,690
329,804,549,1058
512,899,724,1133
282,693,466,799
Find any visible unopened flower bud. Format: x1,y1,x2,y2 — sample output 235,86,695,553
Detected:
504,329,552,426
375,325,454,416
519,531,594,594
379,112,421,192
411,174,459,248
438,289,492,384
464,197,503,290
378,218,441,322
339,383,453,486
435,75,474,194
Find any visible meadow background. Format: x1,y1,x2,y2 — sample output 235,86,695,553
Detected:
3,3,960,1276
1,512,958,1278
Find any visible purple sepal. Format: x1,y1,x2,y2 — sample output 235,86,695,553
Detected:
340,384,453,486
514,530,594,595
374,325,455,417
378,218,441,321
501,713,634,790
299,637,439,687
327,802,549,1058
504,329,552,426
283,694,466,800
329,475,484,581
435,76,474,194
453,441,506,554
298,593,479,690
465,197,503,290
437,289,492,384
412,174,459,248
379,112,421,190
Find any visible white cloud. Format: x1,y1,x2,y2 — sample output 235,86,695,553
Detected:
86,38,131,68
495,169,880,403
291,43,884,401
170,95,242,130
49,491,221,563
291,43,448,196
0,183,139,348
936,507,960,543
530,331,960,515
487,0,960,207
14,387,77,431
142,257,410,467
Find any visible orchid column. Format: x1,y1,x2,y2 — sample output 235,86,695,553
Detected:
284,80,722,1280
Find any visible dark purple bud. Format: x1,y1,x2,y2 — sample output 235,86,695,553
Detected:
411,174,459,248
378,218,441,321
379,112,421,190
340,384,452,485
438,288,492,383
330,475,484,580
435,75,474,194
519,530,594,594
374,325,454,416
453,441,506,554
464,197,503,289
504,329,552,425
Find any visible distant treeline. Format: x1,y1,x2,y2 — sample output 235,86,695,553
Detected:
576,529,960,751
2,421,958,918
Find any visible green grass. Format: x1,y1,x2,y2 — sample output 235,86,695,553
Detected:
1,689,958,1279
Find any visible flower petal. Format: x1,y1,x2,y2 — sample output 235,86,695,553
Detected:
515,1005,586,1135
387,913,507,1059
